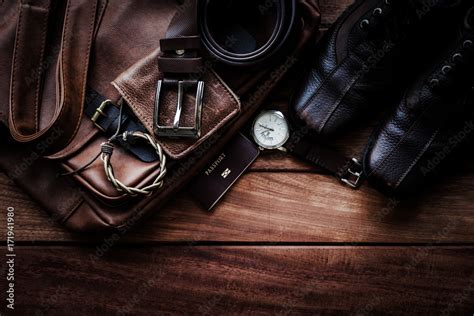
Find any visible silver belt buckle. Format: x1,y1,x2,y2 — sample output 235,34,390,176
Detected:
340,158,363,189
154,79,204,139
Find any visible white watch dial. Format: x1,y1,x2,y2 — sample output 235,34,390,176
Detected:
252,111,290,150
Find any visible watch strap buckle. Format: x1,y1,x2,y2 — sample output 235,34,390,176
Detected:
340,158,363,189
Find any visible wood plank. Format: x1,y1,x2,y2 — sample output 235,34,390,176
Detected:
3,246,473,315
2,171,473,243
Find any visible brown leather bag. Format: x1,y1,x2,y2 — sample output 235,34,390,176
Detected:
0,0,321,233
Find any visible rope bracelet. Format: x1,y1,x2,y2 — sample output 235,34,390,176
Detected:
100,131,167,196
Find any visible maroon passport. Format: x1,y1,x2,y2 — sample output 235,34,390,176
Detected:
189,133,260,210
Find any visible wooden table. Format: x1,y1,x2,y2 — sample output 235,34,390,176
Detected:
1,1,474,314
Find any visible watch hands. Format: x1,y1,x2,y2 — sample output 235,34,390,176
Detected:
258,124,274,132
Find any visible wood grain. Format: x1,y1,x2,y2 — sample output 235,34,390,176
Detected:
3,246,473,315
2,171,473,243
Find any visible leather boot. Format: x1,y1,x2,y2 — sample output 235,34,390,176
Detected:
363,6,474,196
291,0,466,137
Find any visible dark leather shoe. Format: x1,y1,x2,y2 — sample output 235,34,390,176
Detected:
363,7,474,196
291,0,464,137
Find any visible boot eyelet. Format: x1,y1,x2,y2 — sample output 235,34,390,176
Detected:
463,40,473,49
429,79,440,89
373,8,383,16
442,65,452,75
360,19,370,29
452,53,463,63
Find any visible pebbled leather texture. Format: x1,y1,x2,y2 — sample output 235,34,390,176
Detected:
364,4,474,196
292,0,430,137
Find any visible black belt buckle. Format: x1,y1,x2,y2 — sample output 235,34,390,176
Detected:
154,79,204,139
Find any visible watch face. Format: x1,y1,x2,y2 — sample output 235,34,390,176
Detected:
252,110,290,149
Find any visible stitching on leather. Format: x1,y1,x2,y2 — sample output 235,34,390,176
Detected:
298,57,340,115
61,196,85,224
210,69,239,108
110,82,150,130
319,54,365,132
113,51,294,231
111,83,150,128
395,130,439,188
112,69,240,159
9,2,23,134
62,195,113,230
297,9,359,117
66,1,97,145
49,126,98,159
34,2,51,132
367,98,437,179
300,55,363,132
55,0,98,152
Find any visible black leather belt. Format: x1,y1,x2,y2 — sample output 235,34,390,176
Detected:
158,0,297,70
199,0,297,66
155,0,297,138
87,1,298,152
85,87,159,162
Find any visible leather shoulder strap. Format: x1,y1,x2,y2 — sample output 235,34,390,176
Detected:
9,0,99,156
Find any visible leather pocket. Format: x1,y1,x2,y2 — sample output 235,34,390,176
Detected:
59,47,240,205
112,48,241,160
60,117,162,206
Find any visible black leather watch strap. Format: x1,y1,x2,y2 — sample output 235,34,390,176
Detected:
285,133,363,188
84,87,159,163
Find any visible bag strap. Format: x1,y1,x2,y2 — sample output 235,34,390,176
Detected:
9,0,99,156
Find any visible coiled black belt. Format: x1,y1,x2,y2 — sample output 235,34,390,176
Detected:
199,0,297,66
155,0,297,138
85,0,298,159
158,0,297,71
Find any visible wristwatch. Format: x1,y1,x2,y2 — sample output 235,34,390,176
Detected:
251,110,364,188
251,110,290,152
